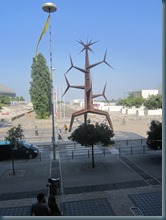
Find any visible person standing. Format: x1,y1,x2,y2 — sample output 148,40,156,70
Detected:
31,193,50,216
48,195,62,216
58,129,62,141
63,124,68,133
35,125,38,136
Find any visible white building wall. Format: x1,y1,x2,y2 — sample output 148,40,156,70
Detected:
136,109,144,116
94,101,105,107
147,109,162,116
141,90,158,99
121,108,127,114
126,108,137,115
108,106,123,112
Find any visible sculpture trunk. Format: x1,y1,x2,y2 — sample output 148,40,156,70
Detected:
64,40,114,132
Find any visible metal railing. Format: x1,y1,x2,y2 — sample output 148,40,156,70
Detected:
57,139,154,160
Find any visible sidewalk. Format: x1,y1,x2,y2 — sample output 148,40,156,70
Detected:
55,148,162,216
0,142,163,217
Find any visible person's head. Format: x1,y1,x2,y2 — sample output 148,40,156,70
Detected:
37,193,45,203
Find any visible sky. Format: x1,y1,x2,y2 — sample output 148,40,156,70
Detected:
0,0,162,102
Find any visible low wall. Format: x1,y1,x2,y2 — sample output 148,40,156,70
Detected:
126,109,137,115
101,106,122,112
147,109,162,116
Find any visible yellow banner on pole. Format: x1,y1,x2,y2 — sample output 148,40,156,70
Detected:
35,14,50,60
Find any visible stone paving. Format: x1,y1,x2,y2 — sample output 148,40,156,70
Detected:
129,191,162,216
62,198,116,216
0,152,163,217
0,206,30,216
0,111,163,217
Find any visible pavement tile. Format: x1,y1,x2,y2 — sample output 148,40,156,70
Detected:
129,191,162,216
0,206,30,216
62,198,116,216
63,180,148,194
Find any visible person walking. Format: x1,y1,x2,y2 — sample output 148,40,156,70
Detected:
48,195,62,216
123,116,127,125
58,129,63,141
35,125,38,136
31,193,51,216
63,124,68,133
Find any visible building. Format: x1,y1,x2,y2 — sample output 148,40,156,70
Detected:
128,89,158,99
0,83,16,97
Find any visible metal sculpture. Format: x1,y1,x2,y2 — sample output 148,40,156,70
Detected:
62,40,114,132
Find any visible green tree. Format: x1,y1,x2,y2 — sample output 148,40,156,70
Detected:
19,96,25,101
0,96,10,105
117,96,144,108
144,94,162,109
29,53,52,118
5,125,24,175
147,119,162,141
68,122,114,168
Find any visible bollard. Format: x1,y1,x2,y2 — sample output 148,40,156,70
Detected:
103,149,105,157
143,145,145,154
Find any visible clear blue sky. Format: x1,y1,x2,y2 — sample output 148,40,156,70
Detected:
0,0,162,101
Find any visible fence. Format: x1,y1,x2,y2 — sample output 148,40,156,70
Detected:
58,138,153,160
113,138,147,147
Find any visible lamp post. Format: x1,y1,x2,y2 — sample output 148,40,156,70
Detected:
42,2,57,160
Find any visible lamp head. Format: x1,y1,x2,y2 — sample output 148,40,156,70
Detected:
42,2,57,13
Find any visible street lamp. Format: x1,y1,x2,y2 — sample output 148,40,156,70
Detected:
42,2,57,160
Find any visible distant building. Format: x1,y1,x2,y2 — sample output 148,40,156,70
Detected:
70,99,84,106
0,83,16,97
128,89,158,99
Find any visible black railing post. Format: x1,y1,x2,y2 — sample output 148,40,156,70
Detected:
141,139,143,145
119,147,121,155
103,149,105,157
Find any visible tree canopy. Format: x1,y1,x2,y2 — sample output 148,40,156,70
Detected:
0,96,25,109
144,94,162,110
147,119,162,141
5,125,24,144
68,122,114,168
117,95,144,108
117,94,162,109
5,124,24,175
29,53,52,119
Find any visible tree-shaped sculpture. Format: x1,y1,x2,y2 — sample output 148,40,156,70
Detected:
63,40,114,132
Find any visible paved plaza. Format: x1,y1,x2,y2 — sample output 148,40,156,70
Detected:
0,109,163,217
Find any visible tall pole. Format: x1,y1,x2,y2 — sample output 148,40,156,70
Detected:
55,86,58,118
63,84,65,119
42,2,57,160
59,84,62,118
